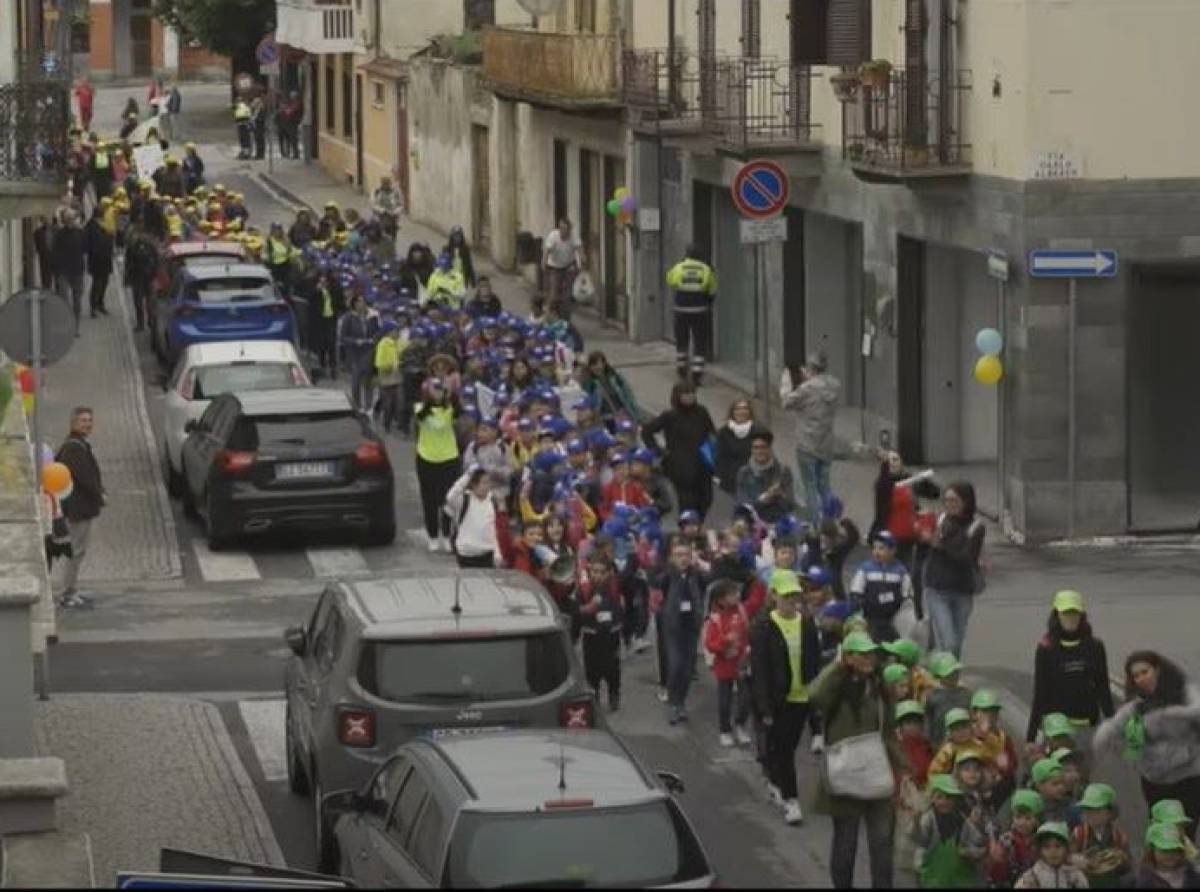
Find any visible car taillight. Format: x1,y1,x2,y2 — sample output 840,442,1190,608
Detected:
217,449,255,476
543,798,594,810
178,369,195,398
268,302,291,315
560,700,594,729
354,442,388,469
174,303,196,318
337,707,376,748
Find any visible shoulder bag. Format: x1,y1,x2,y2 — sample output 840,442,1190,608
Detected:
821,687,895,800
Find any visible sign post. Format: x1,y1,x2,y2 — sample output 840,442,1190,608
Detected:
256,35,280,175
732,161,790,429
1028,249,1120,538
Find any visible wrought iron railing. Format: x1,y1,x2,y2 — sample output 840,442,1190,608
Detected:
0,82,71,184
842,68,971,173
482,27,619,105
622,49,819,150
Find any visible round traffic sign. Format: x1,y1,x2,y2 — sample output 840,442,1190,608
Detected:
731,160,790,220
255,35,278,65
0,289,76,366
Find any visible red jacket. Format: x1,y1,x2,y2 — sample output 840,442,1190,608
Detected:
599,479,649,520
703,603,750,681
896,734,934,788
495,513,543,582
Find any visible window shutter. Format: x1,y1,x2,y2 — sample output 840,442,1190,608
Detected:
904,0,926,69
827,0,871,66
904,0,927,146
791,0,830,65
742,0,762,59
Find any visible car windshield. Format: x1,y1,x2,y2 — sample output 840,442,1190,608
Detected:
446,801,709,888
229,412,363,451
192,363,302,400
186,277,274,303
357,633,570,703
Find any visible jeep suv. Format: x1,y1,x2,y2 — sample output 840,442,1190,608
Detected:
282,571,598,859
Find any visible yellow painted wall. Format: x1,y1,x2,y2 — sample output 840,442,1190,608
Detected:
318,53,359,186
361,75,397,195
963,0,1028,180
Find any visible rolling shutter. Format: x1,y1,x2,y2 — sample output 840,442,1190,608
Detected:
791,0,830,65
827,0,871,66
742,0,762,59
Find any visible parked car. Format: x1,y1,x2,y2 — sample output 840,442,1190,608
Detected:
179,388,394,547
155,262,294,368
322,728,716,887
282,572,599,863
148,241,248,356
163,340,310,495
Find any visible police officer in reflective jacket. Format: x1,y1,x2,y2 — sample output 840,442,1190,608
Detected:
666,246,718,385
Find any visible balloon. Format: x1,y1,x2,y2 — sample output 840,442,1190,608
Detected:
606,199,621,217
614,186,629,201
974,355,1003,386
975,328,1003,357
21,393,34,415
42,461,72,496
17,366,33,394
620,195,637,213
40,443,54,465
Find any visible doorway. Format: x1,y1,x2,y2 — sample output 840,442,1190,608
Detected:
354,74,364,188
602,154,628,325
897,236,925,462
553,139,568,225
130,13,153,77
472,124,491,253
1128,263,1200,531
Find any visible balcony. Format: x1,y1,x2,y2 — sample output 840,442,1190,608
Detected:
842,68,972,183
482,27,620,111
623,49,820,157
0,81,70,216
275,0,355,55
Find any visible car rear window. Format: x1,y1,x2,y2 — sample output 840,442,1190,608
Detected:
186,277,274,303
193,363,303,399
229,412,363,451
357,633,570,703
446,801,710,888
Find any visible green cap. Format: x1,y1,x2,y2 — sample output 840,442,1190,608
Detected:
1050,746,1079,765
928,774,962,797
881,638,922,667
1031,757,1065,786
1078,782,1117,811
1040,712,1075,740
1150,799,1194,826
1146,822,1187,852
929,651,963,678
944,707,972,730
770,569,802,596
1035,821,1071,844
841,630,879,654
1052,589,1085,614
954,747,987,768
895,699,925,722
882,664,910,686
970,689,1000,711
1010,789,1045,816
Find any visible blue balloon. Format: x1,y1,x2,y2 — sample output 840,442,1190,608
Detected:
975,328,1003,356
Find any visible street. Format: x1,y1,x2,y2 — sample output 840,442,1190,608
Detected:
30,83,1200,888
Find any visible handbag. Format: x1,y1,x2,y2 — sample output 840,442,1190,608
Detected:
698,436,716,473
821,693,894,800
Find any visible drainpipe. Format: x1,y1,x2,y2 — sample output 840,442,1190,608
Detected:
667,0,676,105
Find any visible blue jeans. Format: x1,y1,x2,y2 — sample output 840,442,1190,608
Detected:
796,450,832,525
664,618,699,709
924,586,975,658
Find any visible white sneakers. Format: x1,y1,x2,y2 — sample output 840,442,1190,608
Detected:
734,725,753,746
427,536,439,553
657,688,669,703
428,536,451,554
630,637,650,654
810,733,825,755
719,732,736,748
783,799,804,825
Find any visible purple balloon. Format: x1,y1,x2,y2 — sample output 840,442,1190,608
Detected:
620,195,637,213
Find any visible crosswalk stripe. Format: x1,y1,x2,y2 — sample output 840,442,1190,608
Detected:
193,541,262,582
305,546,371,578
238,699,288,783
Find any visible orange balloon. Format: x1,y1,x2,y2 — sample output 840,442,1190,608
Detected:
42,461,72,495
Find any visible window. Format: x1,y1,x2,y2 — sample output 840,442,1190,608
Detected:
342,54,354,138
371,80,385,108
741,0,761,58
309,598,345,675
387,769,429,848
192,363,304,401
790,0,871,66
409,797,447,879
464,0,495,30
324,60,335,131
229,412,365,452
70,19,90,53
366,756,411,818
574,0,596,33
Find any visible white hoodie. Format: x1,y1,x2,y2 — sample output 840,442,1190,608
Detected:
445,473,497,558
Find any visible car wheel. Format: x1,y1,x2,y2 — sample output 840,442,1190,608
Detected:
163,447,184,498
205,494,232,551
313,773,339,874
285,708,310,797
363,516,396,547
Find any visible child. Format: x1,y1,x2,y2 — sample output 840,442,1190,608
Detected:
929,708,976,777
884,662,914,704
1050,747,1086,802
1137,822,1200,889
990,790,1043,888
925,651,973,747
702,578,752,748
912,774,989,888
1071,782,1131,888
1030,757,1080,828
599,452,650,520
883,637,937,703
631,448,674,517
848,530,916,642
895,700,934,885
971,689,1020,799
1149,800,1199,865
576,553,625,711
1014,822,1088,889
801,516,860,601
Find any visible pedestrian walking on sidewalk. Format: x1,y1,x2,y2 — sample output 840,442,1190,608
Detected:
51,209,86,336
124,226,160,333
73,77,95,131
84,205,114,317
56,407,104,609
780,352,841,526
655,536,709,725
666,245,717,385
414,378,462,553
642,381,716,521
920,482,985,659
542,219,583,319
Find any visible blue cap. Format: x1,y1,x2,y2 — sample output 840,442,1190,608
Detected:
616,418,636,433
462,406,481,421
588,430,617,451
565,438,587,455
631,448,657,465
517,418,534,432
531,450,564,472
481,316,499,328
610,451,630,466
872,530,897,548
480,416,499,429
679,509,701,527
821,601,852,622
775,515,802,539
380,320,399,333
804,565,832,588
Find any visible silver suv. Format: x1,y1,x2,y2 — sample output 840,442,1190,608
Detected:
282,572,598,864
323,729,717,887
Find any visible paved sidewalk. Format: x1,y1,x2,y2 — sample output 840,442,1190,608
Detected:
40,277,181,586
33,694,285,884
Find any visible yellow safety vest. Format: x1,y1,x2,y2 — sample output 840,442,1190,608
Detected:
94,151,109,170
269,237,290,266
416,405,459,463
770,610,810,704
234,102,251,122
320,287,335,318
666,258,717,295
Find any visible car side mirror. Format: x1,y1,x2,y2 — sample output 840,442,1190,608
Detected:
183,419,198,434
284,625,307,656
656,770,686,795
321,788,363,818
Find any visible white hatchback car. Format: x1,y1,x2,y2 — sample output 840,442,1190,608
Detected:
162,340,310,494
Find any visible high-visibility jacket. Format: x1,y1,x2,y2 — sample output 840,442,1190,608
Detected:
423,269,466,306
93,151,109,170
666,258,717,313
233,102,251,122
268,237,291,266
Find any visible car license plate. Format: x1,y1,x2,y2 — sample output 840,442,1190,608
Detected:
430,726,510,740
276,461,335,480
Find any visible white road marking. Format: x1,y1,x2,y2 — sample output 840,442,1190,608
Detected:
305,546,371,578
192,541,262,582
405,529,434,548
238,699,288,783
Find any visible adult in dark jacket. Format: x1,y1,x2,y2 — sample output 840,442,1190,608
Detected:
83,207,114,316
920,481,985,659
714,396,767,496
405,243,435,287
288,210,317,248
50,210,87,335
124,227,159,333
32,216,54,288
337,294,378,410
655,536,710,725
56,407,104,607
642,381,716,520
750,570,821,824
1026,589,1115,751
1094,651,1200,837
443,225,477,288
735,430,797,525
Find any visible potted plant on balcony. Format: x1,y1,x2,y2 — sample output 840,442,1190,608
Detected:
859,59,893,90
830,70,861,103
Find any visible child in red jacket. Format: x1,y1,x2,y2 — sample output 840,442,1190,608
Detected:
599,452,650,521
703,578,752,748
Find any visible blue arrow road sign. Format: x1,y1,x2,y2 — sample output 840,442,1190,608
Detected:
1028,250,1118,279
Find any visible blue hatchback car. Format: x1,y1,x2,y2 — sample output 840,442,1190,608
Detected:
158,262,295,367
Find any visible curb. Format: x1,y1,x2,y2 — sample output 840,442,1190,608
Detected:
255,172,312,215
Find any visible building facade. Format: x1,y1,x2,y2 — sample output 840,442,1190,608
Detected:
71,0,229,80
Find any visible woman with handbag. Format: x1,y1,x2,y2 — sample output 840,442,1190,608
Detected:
809,631,898,889
920,482,985,659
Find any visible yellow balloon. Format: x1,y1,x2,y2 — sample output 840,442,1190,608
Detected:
974,355,1003,386
614,186,629,201
21,393,34,415
42,461,72,495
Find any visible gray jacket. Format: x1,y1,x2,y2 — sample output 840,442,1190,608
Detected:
782,372,841,460
1093,684,1200,785
735,458,797,523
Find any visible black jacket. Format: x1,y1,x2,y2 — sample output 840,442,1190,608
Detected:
56,434,103,521
922,515,984,594
750,610,822,718
84,217,114,277
714,422,768,495
1027,629,1115,741
642,405,715,485
50,225,86,278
